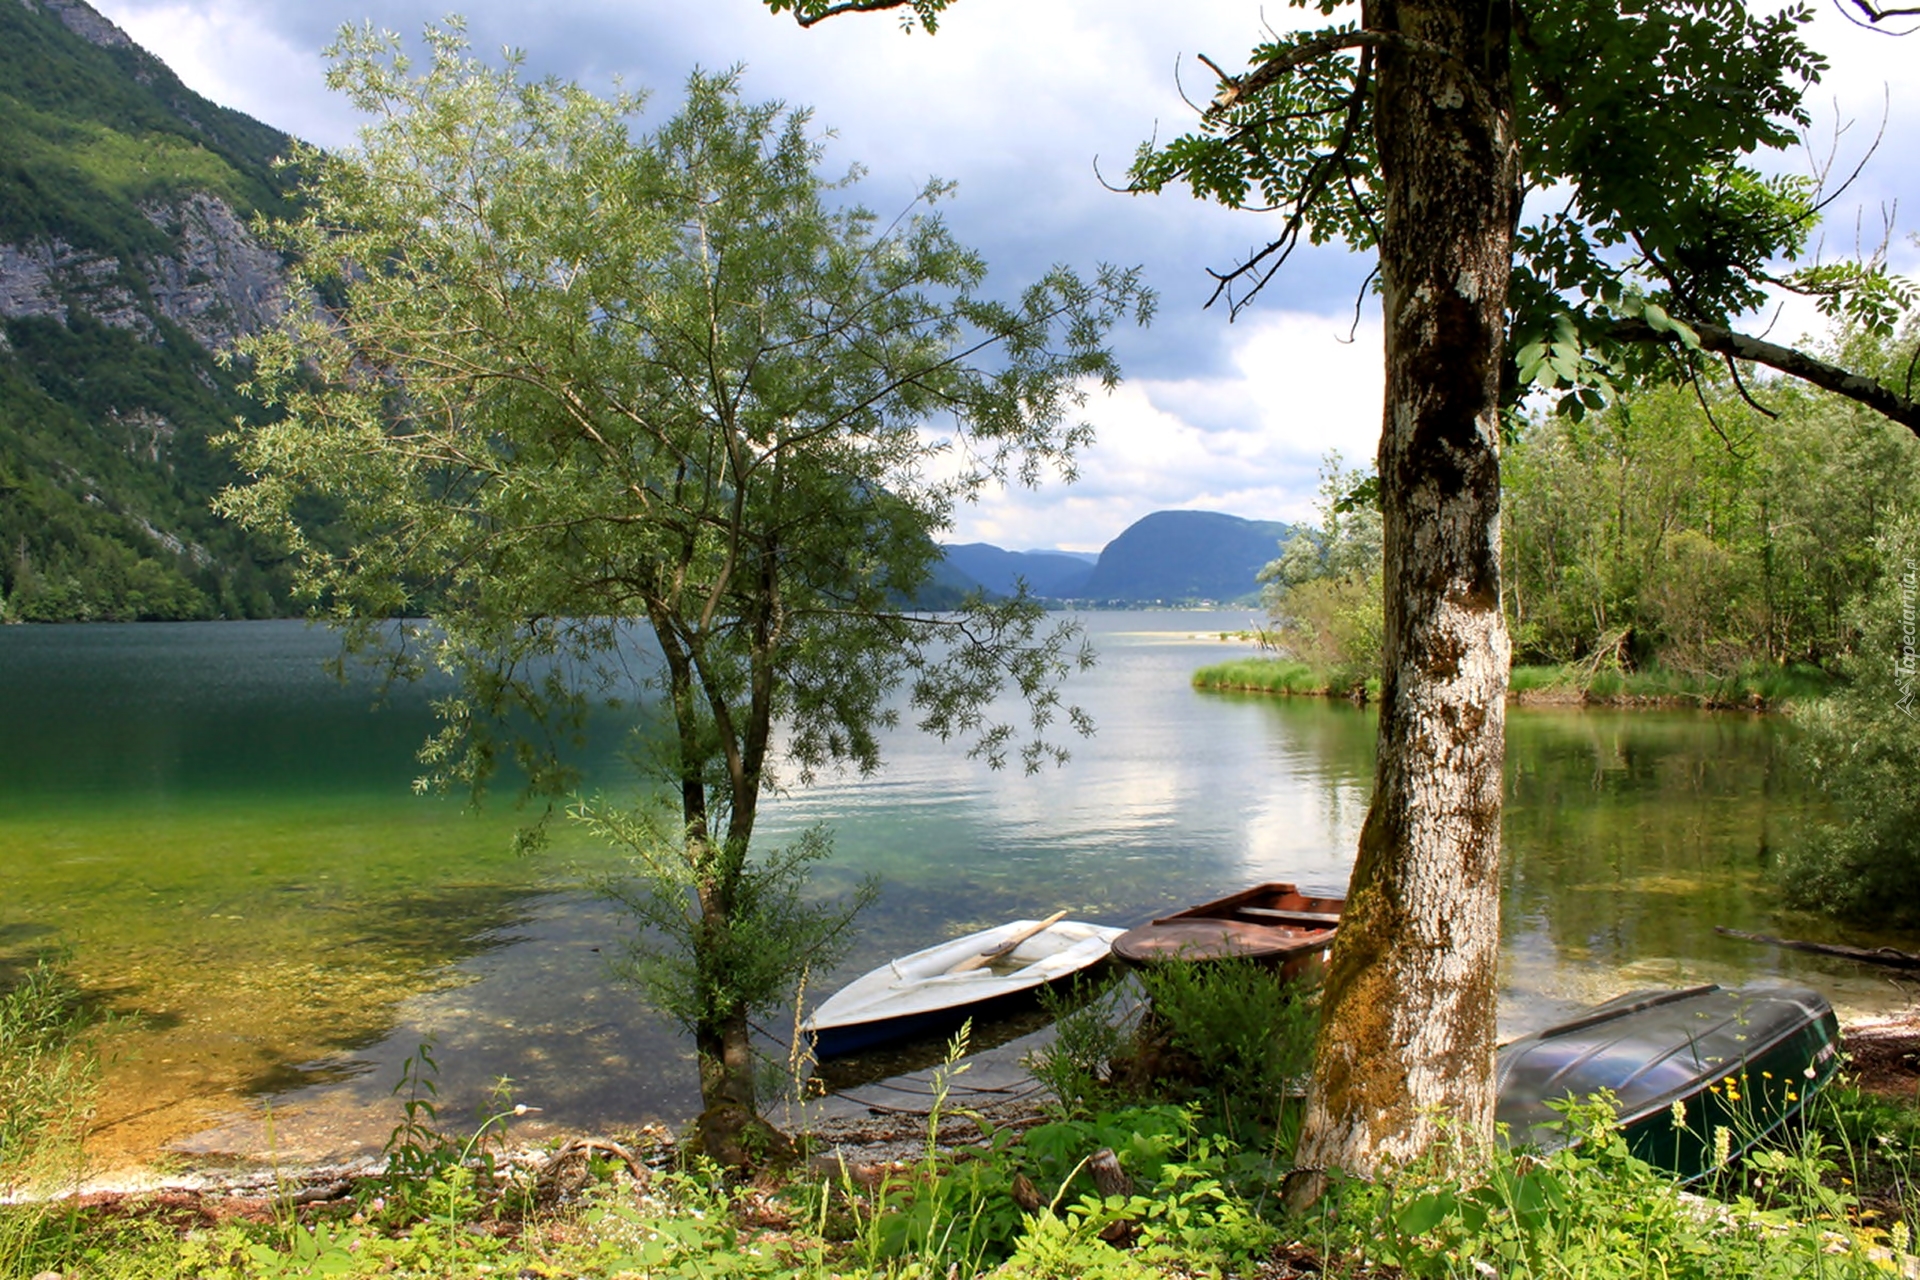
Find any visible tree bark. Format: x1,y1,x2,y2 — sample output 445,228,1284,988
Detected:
1288,0,1518,1197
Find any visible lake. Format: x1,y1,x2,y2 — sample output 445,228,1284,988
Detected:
0,612,1902,1173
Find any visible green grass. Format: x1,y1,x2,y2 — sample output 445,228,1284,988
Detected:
1200,657,1837,708
1,1082,1914,1279
1511,661,1837,706
3,965,1912,1279
1192,657,1379,700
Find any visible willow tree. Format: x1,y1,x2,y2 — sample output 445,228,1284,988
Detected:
217,25,1147,1164
766,0,1918,1189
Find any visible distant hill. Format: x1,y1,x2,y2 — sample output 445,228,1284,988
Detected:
940,543,1094,599
936,510,1293,606
1080,510,1292,604
0,0,302,621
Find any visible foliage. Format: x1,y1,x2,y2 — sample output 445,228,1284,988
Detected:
588,816,875,1061
4,1058,1918,1279
0,314,297,623
1256,453,1383,691
0,959,96,1187
0,960,99,1279
1507,661,1835,705
1503,338,1920,673
1128,0,1915,430
217,25,1146,1154
1320,1094,1892,1279
0,0,293,259
1778,516,1920,924
1190,657,1343,697
1029,960,1319,1146
1809,1085,1920,1245
0,0,308,623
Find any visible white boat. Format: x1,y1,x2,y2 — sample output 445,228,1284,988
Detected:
804,916,1124,1057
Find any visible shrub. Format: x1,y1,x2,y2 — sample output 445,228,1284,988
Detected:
1778,517,1920,924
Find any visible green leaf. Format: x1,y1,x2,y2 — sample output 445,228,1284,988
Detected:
1395,1191,1453,1235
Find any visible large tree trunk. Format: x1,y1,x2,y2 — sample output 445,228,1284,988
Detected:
1288,0,1518,1196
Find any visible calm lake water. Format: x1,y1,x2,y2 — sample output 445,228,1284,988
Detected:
0,612,1904,1173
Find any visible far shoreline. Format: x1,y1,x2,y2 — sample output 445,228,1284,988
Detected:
1193,654,1836,713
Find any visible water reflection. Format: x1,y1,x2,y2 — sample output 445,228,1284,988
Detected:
1,614,1908,1172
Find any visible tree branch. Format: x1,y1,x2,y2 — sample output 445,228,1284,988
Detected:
1206,29,1469,113
1841,0,1920,24
1612,316,1920,435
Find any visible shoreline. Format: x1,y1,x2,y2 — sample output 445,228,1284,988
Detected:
43,1005,1920,1203
1194,680,1785,712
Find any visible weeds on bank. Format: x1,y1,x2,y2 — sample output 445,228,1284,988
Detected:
1319,1096,1865,1280
1507,661,1834,705
1028,956,1317,1149
1197,655,1835,706
1,959,100,1278
1192,657,1378,701
3,955,1915,1280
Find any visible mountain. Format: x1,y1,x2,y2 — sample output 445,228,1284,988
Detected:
1079,510,1292,604
934,510,1294,606
939,543,1094,599
0,0,302,621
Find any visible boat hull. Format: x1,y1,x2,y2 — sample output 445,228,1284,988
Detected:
1111,882,1344,976
804,919,1124,1059
1495,983,1842,1181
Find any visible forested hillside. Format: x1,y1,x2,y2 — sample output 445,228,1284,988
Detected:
0,0,303,622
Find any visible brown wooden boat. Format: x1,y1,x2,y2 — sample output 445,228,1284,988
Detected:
1111,882,1344,976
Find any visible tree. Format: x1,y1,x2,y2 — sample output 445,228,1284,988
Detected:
1781,513,1920,926
1259,453,1384,690
216,25,1147,1164
765,0,1918,1192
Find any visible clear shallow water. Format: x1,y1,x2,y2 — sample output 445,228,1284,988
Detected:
0,613,1903,1172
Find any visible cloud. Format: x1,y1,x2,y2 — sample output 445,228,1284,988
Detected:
951,309,1385,550
88,0,1920,554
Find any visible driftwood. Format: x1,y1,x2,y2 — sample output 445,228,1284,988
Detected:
289,1179,354,1205
535,1135,649,1203
1715,927,1920,971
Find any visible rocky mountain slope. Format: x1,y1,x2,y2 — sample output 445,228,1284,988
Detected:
1,0,302,621
0,4,1290,621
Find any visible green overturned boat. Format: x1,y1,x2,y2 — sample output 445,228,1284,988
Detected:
1494,983,1842,1182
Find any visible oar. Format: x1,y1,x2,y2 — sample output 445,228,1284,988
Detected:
948,910,1070,974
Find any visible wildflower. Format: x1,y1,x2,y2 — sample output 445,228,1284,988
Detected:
1671,1099,1688,1128
1713,1126,1731,1166
1804,1065,1818,1080
1892,1220,1910,1255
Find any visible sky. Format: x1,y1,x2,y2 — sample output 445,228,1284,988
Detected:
87,0,1920,553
